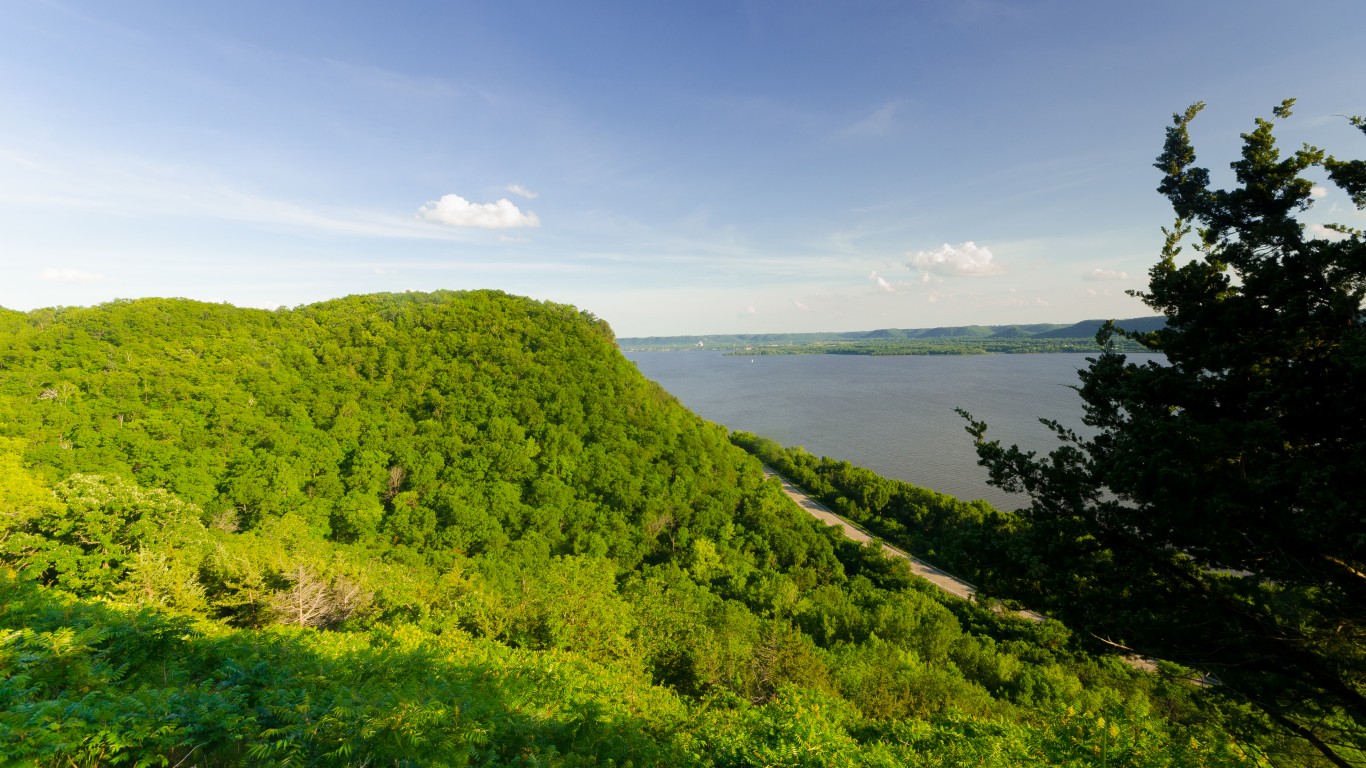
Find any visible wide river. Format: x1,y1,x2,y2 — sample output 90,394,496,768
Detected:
624,351,1163,511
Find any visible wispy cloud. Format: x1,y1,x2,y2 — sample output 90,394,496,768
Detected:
907,241,1004,276
319,56,460,103
507,183,539,199
417,193,540,228
842,101,898,138
0,144,512,241
211,41,462,106
1083,268,1128,281
868,269,928,294
40,267,107,284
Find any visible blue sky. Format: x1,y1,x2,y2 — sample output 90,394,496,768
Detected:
2,1,1363,336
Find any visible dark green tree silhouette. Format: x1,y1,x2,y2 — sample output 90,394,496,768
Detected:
963,101,1366,766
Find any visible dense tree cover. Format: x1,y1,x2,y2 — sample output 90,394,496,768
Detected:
961,103,1366,766
0,290,1271,765
732,435,1366,766
730,433,1014,591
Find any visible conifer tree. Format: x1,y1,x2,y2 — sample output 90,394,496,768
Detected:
964,101,1366,766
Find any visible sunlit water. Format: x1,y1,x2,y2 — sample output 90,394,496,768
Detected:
625,350,1163,511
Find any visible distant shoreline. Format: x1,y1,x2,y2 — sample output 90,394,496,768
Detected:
621,336,1148,356
618,315,1164,355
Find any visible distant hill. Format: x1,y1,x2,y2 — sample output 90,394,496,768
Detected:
619,316,1165,351
1031,315,1167,339
860,328,903,339
915,325,994,338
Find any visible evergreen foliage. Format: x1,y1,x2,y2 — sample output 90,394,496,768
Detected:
962,103,1366,766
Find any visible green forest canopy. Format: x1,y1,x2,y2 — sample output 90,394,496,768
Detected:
0,290,1293,766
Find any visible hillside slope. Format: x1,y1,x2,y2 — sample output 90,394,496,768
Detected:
0,292,1273,766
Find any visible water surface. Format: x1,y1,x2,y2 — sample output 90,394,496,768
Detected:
625,351,1161,510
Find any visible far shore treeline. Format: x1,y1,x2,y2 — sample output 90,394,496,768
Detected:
618,316,1165,355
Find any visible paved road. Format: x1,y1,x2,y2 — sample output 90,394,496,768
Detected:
765,466,1043,618
767,466,1168,673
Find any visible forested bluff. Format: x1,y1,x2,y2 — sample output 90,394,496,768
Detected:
0,290,1303,765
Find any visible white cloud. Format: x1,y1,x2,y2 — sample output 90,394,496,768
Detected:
417,194,540,229
741,305,758,316
40,267,106,284
907,241,1004,276
507,184,539,199
1308,223,1353,240
1310,185,1328,199
0,145,511,242
842,101,898,138
794,301,809,311
868,269,926,294
1084,268,1128,281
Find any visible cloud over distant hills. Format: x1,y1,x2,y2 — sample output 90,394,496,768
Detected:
1084,268,1129,281
40,268,106,284
908,241,1003,276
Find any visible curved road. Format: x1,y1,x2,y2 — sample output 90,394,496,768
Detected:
767,466,1167,673
765,466,1044,620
